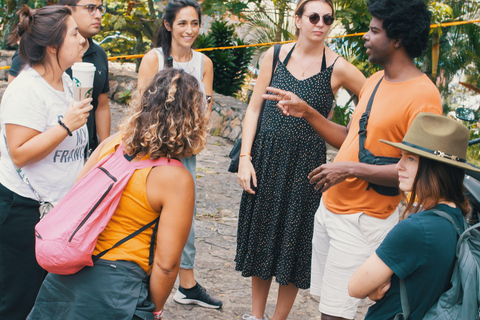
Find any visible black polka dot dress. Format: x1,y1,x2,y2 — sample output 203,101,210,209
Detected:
235,45,337,289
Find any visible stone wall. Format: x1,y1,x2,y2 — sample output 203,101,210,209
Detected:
0,54,246,142
210,93,246,142
0,50,15,81
108,62,246,142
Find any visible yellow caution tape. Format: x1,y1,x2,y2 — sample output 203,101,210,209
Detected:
1,18,479,69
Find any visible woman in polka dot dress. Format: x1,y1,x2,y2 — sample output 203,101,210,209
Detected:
235,1,366,319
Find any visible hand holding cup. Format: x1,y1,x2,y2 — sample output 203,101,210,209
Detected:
62,98,93,132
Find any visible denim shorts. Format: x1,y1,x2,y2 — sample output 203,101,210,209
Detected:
27,259,155,320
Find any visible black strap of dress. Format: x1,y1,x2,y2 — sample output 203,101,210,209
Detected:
283,44,329,72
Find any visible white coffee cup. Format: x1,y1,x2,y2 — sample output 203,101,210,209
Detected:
72,62,96,101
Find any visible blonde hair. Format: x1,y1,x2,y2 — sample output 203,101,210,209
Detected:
120,69,207,160
294,0,334,37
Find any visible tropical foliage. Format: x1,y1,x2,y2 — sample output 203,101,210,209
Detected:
197,19,253,97
242,1,295,68
96,0,158,69
2,0,479,101
0,0,51,49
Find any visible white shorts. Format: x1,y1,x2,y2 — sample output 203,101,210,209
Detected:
310,198,399,319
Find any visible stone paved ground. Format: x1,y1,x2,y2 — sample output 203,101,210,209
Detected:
0,81,372,320
110,101,372,320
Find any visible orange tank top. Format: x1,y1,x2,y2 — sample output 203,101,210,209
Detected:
92,135,160,273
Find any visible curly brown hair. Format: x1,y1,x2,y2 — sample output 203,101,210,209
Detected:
120,68,207,160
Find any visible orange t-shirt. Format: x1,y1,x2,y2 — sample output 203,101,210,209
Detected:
92,135,159,273
323,71,442,219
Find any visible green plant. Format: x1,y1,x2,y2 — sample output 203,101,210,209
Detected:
465,121,480,166
331,101,354,127
118,90,132,104
243,8,295,67
197,19,253,97
0,0,49,49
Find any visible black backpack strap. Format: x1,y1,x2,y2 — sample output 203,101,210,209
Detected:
255,44,281,136
148,216,159,265
357,76,400,196
93,217,159,262
358,76,384,154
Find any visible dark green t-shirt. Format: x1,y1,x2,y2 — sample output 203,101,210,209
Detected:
365,204,464,320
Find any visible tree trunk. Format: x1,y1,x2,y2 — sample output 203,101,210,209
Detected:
274,0,288,42
431,30,440,81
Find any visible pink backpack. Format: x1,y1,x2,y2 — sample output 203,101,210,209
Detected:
35,142,183,275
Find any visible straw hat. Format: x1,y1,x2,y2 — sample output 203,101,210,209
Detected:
380,113,480,173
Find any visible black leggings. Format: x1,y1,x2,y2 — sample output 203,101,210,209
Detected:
0,183,47,320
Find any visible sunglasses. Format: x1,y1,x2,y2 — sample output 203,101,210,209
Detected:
305,13,335,26
70,4,107,16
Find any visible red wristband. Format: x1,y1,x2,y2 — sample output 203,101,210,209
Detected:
153,309,163,319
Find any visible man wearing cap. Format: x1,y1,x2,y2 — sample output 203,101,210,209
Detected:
8,0,110,155
263,0,442,319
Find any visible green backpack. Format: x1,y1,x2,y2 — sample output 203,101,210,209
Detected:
395,209,480,320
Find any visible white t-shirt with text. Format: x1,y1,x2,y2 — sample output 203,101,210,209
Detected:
0,67,88,203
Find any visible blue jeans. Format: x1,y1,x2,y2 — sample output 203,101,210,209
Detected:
180,156,196,269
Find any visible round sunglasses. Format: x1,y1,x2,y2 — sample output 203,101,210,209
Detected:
305,13,335,26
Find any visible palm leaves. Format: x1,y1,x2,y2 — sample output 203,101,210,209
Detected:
243,9,294,67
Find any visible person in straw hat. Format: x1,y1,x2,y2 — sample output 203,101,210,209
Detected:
348,112,480,319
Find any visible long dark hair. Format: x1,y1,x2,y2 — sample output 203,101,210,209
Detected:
154,0,201,67
15,5,72,68
405,157,469,216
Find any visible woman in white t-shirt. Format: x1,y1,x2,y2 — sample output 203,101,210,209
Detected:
136,0,221,310
0,6,92,319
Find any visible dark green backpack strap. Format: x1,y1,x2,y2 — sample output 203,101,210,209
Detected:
395,279,411,320
430,209,467,236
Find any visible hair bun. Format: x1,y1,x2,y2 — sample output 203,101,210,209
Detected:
16,5,34,37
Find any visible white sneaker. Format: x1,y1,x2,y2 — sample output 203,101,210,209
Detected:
242,314,267,320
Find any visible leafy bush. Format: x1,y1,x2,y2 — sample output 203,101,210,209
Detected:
0,0,48,49
331,101,354,127
118,90,132,104
465,122,480,166
197,19,253,97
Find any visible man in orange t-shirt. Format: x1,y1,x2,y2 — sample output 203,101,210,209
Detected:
264,0,442,319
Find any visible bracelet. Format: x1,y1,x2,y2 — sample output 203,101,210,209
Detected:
239,153,252,161
57,116,72,136
153,309,163,319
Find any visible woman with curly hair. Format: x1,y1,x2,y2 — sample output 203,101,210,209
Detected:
27,69,207,320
